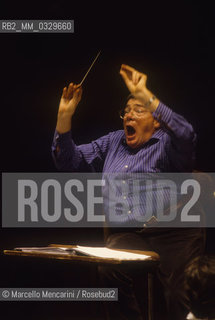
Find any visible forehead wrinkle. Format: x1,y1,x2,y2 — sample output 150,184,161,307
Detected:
125,103,145,108
125,104,148,113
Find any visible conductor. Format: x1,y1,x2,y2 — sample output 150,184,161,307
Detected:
52,64,205,320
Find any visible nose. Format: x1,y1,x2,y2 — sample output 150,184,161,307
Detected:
124,109,135,120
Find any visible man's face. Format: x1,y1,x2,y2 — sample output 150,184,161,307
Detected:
123,98,159,149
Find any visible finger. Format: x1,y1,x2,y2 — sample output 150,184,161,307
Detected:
120,69,131,85
74,84,82,91
120,65,132,81
77,87,83,100
76,86,82,95
132,71,140,85
121,64,147,80
61,87,68,99
75,83,82,89
67,82,74,99
136,73,142,85
121,64,136,73
139,73,147,86
74,86,83,100
78,86,83,94
74,85,82,99
120,69,135,92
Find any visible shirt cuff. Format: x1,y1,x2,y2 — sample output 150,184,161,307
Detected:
53,130,72,148
153,102,173,124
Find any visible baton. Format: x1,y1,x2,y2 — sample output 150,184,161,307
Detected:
78,51,101,86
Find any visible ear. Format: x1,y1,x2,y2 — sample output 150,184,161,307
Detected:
153,119,161,129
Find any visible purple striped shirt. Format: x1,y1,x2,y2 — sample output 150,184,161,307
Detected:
52,102,196,226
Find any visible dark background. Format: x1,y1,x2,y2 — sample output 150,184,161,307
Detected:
0,1,215,319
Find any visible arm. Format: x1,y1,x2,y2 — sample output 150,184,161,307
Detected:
52,130,111,172
120,64,196,148
56,82,82,134
153,102,196,148
119,64,160,112
52,82,111,171
120,64,196,169
153,102,197,170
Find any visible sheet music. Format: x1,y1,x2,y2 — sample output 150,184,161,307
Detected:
73,246,150,260
14,247,76,255
14,246,151,260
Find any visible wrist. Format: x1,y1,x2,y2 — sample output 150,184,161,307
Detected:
56,113,72,134
57,109,74,118
136,88,159,112
133,88,151,104
141,88,153,103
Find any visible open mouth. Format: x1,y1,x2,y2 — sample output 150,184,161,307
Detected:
126,125,136,137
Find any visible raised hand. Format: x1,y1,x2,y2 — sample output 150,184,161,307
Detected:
120,64,147,95
56,83,82,134
120,64,159,111
58,83,82,117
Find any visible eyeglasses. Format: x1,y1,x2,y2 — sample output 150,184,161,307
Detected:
119,106,149,119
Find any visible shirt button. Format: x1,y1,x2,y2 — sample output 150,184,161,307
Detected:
124,165,128,168
123,196,127,199
122,180,126,184
128,210,131,214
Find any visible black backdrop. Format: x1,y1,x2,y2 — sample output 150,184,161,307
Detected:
0,1,215,319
